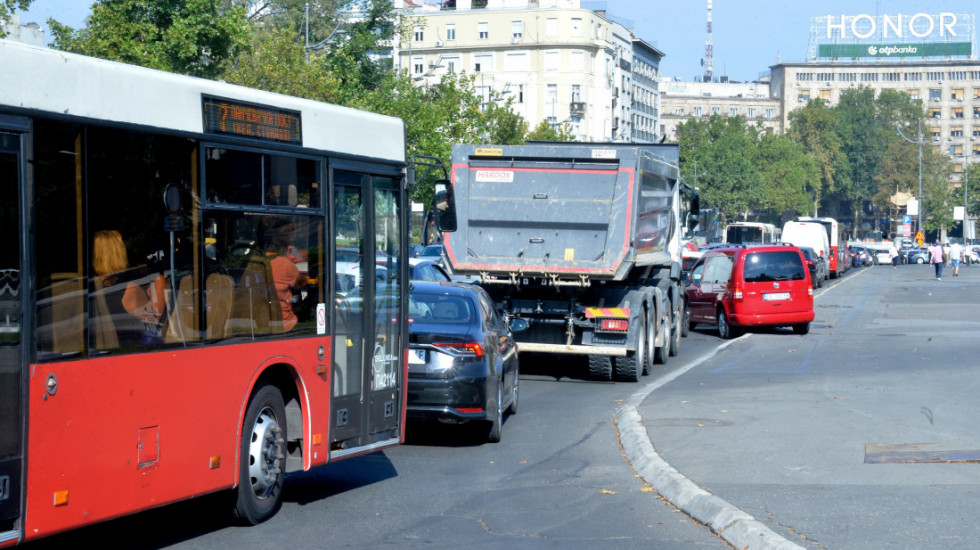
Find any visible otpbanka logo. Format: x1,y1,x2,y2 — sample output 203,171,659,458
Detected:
868,45,878,55
868,44,918,56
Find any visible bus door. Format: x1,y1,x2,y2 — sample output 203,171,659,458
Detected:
0,117,28,540
330,169,404,453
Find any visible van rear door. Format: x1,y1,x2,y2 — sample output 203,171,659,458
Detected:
738,250,812,316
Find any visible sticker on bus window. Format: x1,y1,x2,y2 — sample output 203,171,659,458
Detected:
316,303,326,335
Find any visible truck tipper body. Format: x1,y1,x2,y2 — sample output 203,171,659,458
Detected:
443,143,695,381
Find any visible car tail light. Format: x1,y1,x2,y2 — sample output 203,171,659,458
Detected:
733,285,743,301
432,342,483,357
808,284,813,296
599,319,629,332
455,407,484,414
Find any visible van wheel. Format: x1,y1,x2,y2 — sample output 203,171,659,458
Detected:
234,383,287,525
717,309,739,340
793,323,810,335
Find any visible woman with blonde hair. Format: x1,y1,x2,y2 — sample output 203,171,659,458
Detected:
92,230,166,347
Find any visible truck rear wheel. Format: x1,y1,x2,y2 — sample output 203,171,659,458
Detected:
588,355,612,381
668,300,680,357
614,315,643,382
653,306,670,364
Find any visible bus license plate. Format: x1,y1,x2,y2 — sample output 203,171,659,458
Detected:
409,349,427,364
764,292,790,301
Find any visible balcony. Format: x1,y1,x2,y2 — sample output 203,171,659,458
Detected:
569,102,586,116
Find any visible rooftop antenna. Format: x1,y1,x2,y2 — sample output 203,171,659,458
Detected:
703,0,714,82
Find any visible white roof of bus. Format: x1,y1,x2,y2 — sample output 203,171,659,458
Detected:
0,39,405,163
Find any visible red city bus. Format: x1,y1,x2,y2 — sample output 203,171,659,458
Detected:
796,217,849,277
0,40,453,544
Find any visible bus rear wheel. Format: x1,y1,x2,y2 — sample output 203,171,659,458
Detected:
234,383,287,525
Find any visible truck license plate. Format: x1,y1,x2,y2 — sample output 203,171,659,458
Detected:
409,349,427,364
764,292,790,301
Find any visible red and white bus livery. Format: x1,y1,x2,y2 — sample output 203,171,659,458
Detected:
0,39,452,544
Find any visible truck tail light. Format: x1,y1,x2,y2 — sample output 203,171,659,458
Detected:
599,319,629,332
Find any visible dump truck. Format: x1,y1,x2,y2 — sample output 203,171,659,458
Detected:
443,142,698,381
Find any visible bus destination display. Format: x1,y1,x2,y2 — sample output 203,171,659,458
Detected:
202,96,302,145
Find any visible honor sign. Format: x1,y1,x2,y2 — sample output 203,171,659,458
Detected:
815,12,974,59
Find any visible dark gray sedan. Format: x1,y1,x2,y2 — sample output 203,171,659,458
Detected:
407,281,522,442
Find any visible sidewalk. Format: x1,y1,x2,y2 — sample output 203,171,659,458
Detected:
616,264,980,549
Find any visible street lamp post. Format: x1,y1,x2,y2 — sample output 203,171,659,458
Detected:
897,119,924,240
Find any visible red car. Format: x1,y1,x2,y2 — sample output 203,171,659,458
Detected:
683,244,815,338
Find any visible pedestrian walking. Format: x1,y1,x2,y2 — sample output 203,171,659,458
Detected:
930,241,945,280
949,241,964,277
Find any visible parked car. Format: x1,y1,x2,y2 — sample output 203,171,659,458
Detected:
870,245,898,265
684,244,815,338
907,247,930,264
406,281,523,442
849,245,871,267
799,246,828,288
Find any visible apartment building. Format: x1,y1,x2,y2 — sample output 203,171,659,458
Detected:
394,0,662,142
659,79,781,141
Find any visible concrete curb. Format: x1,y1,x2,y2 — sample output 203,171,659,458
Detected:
613,346,805,550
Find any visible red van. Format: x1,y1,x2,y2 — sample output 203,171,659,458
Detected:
683,244,815,338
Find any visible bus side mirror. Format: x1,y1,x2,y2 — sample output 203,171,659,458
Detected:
433,179,457,233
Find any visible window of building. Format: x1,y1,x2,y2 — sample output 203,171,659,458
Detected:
951,127,964,137
927,71,943,81
446,23,455,41
765,108,775,119
929,89,942,101
512,20,522,39
974,88,980,100
505,51,528,71
973,143,980,155
952,89,965,100
907,89,920,101
546,84,558,107
445,56,460,74
546,18,558,37
414,25,423,42
748,107,757,118
798,89,810,102
974,107,980,119
819,89,831,102
693,106,703,117
413,56,424,75
712,106,721,115
860,73,878,82
518,84,524,103
570,50,584,72
478,22,488,39
545,50,560,72
730,107,738,117
929,107,942,118
951,144,964,156
675,108,684,115
953,107,964,119
473,53,493,73
571,18,582,36
930,127,941,140
571,84,581,103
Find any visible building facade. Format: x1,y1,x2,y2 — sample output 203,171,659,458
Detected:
394,0,662,142
659,79,781,141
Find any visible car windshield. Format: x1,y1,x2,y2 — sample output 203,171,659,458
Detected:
420,244,443,256
409,293,476,324
742,251,806,282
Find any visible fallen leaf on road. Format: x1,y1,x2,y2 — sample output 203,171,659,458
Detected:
697,423,704,427
788,349,795,353
641,487,656,493
763,430,769,433
834,396,846,400
601,489,617,495
720,410,728,413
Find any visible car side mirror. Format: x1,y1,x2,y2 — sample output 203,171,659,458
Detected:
509,318,529,332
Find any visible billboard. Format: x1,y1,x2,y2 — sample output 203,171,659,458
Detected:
809,12,975,61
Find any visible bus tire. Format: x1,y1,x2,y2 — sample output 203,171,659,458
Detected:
234,383,287,525
588,354,613,381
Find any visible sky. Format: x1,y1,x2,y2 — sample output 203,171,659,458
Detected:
16,0,980,83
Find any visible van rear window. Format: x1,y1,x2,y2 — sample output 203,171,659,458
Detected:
743,251,805,282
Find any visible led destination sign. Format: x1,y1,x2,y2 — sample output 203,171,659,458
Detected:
202,96,302,145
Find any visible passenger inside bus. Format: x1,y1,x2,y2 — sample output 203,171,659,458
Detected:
259,217,308,332
91,230,166,348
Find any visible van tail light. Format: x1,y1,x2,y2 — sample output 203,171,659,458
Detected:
432,342,484,357
733,285,743,301
808,285,813,297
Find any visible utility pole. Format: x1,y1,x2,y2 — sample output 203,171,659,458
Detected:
897,119,924,239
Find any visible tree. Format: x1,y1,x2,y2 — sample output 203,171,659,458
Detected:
787,99,851,215
49,0,251,79
524,120,572,142
753,132,818,220
0,0,33,38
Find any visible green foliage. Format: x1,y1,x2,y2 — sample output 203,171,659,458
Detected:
524,120,573,142
0,1,33,37
50,0,251,79
787,99,851,211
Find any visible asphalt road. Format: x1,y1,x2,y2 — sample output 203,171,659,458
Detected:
27,335,729,549
30,261,975,550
